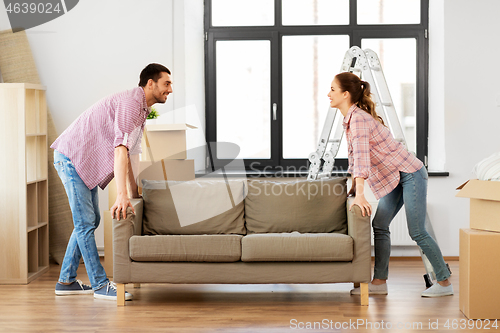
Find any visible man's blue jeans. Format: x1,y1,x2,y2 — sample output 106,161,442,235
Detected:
53,150,109,290
372,166,450,282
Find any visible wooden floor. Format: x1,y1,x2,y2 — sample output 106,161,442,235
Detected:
0,260,467,333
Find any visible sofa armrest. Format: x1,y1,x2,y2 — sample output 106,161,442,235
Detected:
112,198,143,283
346,197,372,282
130,198,144,236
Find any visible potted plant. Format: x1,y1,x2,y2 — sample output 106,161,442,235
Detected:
146,106,159,125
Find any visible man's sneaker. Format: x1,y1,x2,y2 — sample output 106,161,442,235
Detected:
55,280,93,295
421,283,454,297
350,282,388,295
94,282,133,301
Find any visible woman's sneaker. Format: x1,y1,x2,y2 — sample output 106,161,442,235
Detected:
421,283,454,297
94,282,133,301
55,280,93,295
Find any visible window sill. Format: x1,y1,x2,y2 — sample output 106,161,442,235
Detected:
196,169,450,178
428,171,450,177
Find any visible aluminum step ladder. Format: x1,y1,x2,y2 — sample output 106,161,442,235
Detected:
307,46,450,287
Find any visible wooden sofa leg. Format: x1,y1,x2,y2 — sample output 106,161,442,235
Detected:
117,283,126,306
134,283,141,288
353,282,360,288
360,283,369,306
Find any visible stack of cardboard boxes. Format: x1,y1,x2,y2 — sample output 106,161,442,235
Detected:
104,123,196,276
456,179,500,319
137,123,196,193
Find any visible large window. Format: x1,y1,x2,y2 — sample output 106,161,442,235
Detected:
205,0,429,173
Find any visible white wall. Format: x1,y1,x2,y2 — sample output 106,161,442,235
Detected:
429,0,500,256
1,0,498,256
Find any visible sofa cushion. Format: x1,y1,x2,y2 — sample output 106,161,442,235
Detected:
129,235,242,262
141,179,247,235
245,177,347,234
241,232,353,262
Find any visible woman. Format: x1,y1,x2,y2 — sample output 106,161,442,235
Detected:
328,72,452,297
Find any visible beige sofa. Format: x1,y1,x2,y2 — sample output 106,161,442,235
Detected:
113,177,371,306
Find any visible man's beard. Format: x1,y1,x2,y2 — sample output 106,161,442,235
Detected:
153,87,167,104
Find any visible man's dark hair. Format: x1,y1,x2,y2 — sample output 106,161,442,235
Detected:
138,63,171,87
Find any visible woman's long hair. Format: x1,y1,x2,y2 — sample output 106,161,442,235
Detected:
335,72,385,125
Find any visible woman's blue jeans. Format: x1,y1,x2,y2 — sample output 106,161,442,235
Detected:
372,166,450,282
53,150,109,290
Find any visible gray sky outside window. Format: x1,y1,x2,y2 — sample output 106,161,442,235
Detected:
211,0,274,26
362,38,417,154
216,40,271,159
282,35,349,159
282,0,349,25
358,0,420,24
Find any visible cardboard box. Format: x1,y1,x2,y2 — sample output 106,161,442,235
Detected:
456,179,500,233
459,228,500,319
141,123,196,161
137,159,195,194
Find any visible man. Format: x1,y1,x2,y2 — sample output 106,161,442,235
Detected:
51,63,173,300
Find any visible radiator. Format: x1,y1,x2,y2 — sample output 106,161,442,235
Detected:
387,207,415,245
370,203,416,246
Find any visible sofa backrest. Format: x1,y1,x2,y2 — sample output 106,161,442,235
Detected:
141,179,247,235
244,177,347,234
140,177,348,236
